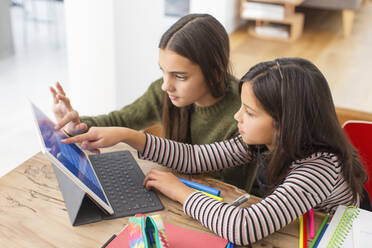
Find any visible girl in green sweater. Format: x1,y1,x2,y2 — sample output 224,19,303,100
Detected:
50,14,257,191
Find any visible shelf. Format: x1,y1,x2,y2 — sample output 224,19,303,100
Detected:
242,12,304,24
246,0,304,5
240,0,305,41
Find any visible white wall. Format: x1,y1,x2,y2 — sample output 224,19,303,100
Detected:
190,0,241,34
64,0,116,115
113,1,164,108
64,0,164,116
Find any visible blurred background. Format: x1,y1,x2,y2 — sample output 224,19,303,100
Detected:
1,0,371,177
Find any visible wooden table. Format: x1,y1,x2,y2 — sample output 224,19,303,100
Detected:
0,144,326,247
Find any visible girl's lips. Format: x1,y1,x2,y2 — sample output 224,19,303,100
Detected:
239,129,244,134
169,95,179,100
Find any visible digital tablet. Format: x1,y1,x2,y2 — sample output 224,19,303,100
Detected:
30,102,114,215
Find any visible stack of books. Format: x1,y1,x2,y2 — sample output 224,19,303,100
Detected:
241,2,285,20
254,23,289,39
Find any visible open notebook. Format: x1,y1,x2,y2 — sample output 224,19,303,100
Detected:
318,205,372,248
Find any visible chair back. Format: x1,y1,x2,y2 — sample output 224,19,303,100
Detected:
343,121,372,199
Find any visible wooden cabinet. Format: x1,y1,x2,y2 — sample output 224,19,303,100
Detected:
240,0,304,41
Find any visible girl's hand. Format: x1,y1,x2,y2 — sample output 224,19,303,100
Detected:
143,169,195,204
61,127,125,153
50,82,87,135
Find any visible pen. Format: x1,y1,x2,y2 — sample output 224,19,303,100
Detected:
197,190,223,201
179,177,221,196
101,234,117,248
299,215,303,248
226,194,250,248
101,224,128,248
303,212,307,248
309,214,329,248
231,193,250,206
147,229,155,246
309,208,315,238
313,223,328,248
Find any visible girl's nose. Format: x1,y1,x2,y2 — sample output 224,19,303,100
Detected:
161,75,174,92
234,108,242,122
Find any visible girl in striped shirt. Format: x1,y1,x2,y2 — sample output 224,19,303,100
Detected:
62,58,368,245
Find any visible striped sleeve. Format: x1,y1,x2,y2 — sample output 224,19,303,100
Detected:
138,133,251,173
183,156,340,245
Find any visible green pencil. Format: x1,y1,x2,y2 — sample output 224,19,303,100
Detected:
309,214,330,248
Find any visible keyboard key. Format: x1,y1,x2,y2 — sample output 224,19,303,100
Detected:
88,151,163,218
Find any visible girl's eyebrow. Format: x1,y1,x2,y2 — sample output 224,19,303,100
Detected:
243,103,257,113
171,71,187,75
158,65,187,75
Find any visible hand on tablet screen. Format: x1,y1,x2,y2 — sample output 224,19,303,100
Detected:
61,127,125,154
50,82,88,136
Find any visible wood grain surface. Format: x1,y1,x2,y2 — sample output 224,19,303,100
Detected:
0,144,327,247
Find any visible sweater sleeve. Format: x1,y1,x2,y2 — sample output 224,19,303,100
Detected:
80,78,164,130
182,156,340,245
138,133,252,173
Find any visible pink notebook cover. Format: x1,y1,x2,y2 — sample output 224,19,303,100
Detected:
107,222,228,248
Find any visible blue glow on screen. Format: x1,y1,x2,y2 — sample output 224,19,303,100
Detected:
32,104,109,205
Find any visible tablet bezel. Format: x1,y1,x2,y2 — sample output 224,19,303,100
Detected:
30,102,114,215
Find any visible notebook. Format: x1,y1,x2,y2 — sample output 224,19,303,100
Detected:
30,102,163,220
105,222,228,248
317,205,372,248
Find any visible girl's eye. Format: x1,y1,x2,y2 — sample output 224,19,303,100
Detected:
176,75,186,81
245,109,254,117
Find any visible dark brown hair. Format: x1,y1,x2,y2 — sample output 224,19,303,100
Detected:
159,14,231,143
239,57,367,203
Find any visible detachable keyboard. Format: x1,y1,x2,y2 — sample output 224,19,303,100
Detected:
88,150,163,218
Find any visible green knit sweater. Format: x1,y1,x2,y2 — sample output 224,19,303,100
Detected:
80,78,258,191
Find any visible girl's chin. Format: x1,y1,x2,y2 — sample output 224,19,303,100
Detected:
170,100,188,107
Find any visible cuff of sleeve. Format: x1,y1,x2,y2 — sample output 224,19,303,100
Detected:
137,132,151,159
79,117,91,127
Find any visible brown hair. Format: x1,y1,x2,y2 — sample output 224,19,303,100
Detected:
239,58,367,203
159,14,231,143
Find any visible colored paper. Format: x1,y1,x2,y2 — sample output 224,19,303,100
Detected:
106,222,228,248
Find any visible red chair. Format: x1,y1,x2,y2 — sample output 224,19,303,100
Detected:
343,120,372,202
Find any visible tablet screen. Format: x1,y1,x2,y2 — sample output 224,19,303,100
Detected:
32,103,109,205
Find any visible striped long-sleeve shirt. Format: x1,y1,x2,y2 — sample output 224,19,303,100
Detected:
139,134,357,245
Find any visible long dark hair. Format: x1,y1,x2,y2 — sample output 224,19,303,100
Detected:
159,14,231,143
239,58,367,203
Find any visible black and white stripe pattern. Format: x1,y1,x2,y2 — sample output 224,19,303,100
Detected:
139,134,356,245
139,134,251,173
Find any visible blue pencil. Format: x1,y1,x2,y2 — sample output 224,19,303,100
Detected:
179,177,221,196
313,223,329,248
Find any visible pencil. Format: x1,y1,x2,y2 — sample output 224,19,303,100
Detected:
303,212,307,248
309,214,329,248
197,190,223,201
179,177,221,196
313,223,328,248
299,215,303,248
309,208,315,238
